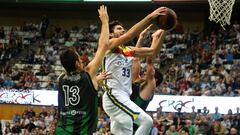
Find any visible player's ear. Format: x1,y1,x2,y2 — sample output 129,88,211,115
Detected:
75,58,81,69
110,33,114,38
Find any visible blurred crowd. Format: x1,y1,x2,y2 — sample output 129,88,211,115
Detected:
155,23,240,97
1,105,240,135
1,106,57,135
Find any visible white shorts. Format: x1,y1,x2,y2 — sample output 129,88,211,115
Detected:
102,89,146,135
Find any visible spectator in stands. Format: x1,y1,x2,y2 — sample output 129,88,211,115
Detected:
35,65,49,76
166,124,178,135
11,121,22,134
63,30,70,40
12,112,21,124
53,24,62,37
159,125,166,135
229,127,239,135
14,76,25,89
225,49,234,64
157,106,165,118
215,75,226,95
26,106,36,118
213,118,226,134
196,115,212,134
233,77,240,90
4,127,11,135
0,27,5,39
174,116,184,131
46,80,56,90
25,117,36,133
235,107,240,115
64,37,74,47
34,49,46,64
190,106,197,123
21,114,30,128
179,127,190,135
39,106,48,118
212,54,223,67
2,121,11,135
212,107,222,121
224,86,235,96
185,119,196,135
9,27,18,42
11,66,20,81
46,51,57,65
23,49,35,64
232,46,240,59
150,118,159,135
40,15,50,38
222,114,231,134
3,74,14,89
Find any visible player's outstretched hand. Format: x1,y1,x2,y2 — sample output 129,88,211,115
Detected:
98,5,109,24
139,24,153,39
148,7,167,19
151,29,164,39
96,71,112,86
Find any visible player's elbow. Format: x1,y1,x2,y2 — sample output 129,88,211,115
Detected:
147,48,156,56
99,41,109,50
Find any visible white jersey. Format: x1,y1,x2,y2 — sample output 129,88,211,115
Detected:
103,46,134,96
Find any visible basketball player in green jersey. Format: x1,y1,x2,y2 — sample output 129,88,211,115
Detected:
130,26,165,133
54,5,109,135
131,25,165,111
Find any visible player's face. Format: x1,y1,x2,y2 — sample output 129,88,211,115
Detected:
75,52,84,71
112,25,125,38
141,72,147,81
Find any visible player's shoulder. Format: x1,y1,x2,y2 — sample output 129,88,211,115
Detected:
57,72,66,82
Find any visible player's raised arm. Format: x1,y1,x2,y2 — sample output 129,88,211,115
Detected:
139,57,156,100
132,25,153,82
86,5,109,79
131,29,166,57
109,7,167,50
135,24,153,48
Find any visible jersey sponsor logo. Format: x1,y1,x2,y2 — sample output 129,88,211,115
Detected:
60,110,86,116
115,60,124,66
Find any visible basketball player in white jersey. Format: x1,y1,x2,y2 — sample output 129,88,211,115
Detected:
102,7,167,135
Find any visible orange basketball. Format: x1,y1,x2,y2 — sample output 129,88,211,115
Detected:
157,7,177,31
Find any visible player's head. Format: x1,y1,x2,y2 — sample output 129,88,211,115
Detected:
141,69,163,86
60,47,84,73
109,20,125,38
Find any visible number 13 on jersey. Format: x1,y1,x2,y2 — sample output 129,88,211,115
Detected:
62,85,80,106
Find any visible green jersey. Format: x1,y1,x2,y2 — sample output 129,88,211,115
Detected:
55,71,98,135
130,83,152,110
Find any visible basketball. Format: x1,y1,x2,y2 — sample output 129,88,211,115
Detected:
157,7,177,31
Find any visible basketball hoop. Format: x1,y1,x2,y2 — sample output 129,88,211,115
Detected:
208,0,236,29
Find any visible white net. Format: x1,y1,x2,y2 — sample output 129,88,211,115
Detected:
208,0,236,29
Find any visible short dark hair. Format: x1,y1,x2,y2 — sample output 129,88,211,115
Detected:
109,20,123,33
60,48,79,73
155,69,163,86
